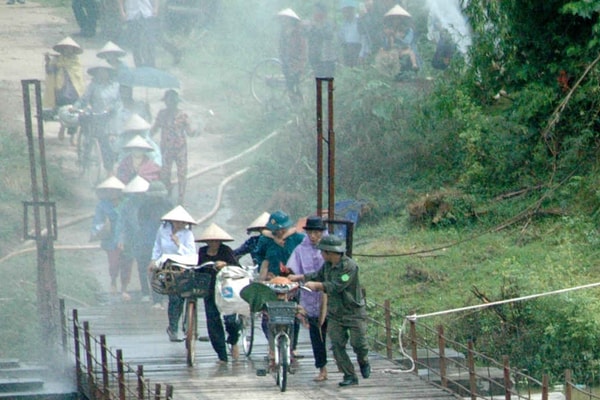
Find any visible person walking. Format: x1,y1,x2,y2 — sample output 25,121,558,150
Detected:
72,0,98,37
196,223,241,363
232,212,270,265
289,234,370,387
276,8,307,104
286,216,329,381
115,135,161,184
151,89,191,205
149,205,197,340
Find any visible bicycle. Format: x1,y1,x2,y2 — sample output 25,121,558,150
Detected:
151,256,214,367
75,109,112,188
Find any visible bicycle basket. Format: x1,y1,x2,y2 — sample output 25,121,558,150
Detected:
151,262,212,297
265,301,296,326
180,271,212,298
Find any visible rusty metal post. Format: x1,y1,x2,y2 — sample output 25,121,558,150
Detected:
316,78,324,217
21,79,60,356
384,300,393,360
137,365,145,399
73,310,82,393
503,355,511,400
165,384,174,399
117,349,126,400
83,321,95,400
565,369,572,400
154,383,162,400
59,299,67,351
438,325,447,388
542,374,549,400
467,340,477,400
326,79,335,222
409,317,418,375
100,335,109,397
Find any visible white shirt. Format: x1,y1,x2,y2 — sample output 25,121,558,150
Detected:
124,0,155,20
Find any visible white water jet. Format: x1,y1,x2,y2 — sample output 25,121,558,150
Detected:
425,0,472,54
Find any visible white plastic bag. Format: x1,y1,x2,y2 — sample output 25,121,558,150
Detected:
215,266,252,316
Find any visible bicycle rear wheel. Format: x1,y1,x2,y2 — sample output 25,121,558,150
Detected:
276,336,289,392
251,58,288,111
185,300,197,367
240,313,255,357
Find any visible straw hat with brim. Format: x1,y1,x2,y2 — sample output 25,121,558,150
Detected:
123,175,150,193
161,205,197,225
196,223,234,242
96,176,125,191
277,8,301,21
87,60,117,76
247,212,270,232
384,4,411,17
97,41,126,59
124,135,153,151
53,37,83,55
123,114,151,132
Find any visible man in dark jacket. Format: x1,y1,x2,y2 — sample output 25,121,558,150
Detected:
289,234,370,387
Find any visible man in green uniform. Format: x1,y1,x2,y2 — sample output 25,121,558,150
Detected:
289,234,370,387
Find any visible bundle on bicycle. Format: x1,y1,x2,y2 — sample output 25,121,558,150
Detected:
240,276,308,392
151,255,213,367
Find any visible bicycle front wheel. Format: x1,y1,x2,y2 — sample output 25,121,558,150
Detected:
240,313,255,357
276,336,289,392
185,300,197,367
251,58,288,110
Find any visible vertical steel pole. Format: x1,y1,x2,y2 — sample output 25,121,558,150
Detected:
326,79,335,222
316,78,324,216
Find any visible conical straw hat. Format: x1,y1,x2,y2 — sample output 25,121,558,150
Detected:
87,59,117,76
161,205,197,225
97,41,126,59
384,4,411,17
96,176,125,190
247,212,270,232
277,8,300,21
196,223,234,242
123,175,150,193
124,134,153,151
123,114,151,131
53,36,83,54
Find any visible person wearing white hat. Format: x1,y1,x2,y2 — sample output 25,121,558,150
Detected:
195,223,239,362
115,135,161,185
149,205,197,340
232,212,270,265
116,113,161,167
91,176,126,296
338,0,370,67
43,37,85,143
277,8,307,104
382,4,420,80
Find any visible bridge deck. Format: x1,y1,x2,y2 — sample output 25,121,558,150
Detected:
73,297,459,400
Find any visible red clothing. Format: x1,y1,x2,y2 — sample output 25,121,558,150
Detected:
153,108,190,151
116,155,161,184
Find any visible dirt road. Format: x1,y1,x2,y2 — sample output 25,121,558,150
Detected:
1,2,255,296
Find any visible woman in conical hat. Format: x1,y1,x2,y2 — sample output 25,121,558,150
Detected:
150,205,197,341
196,222,241,362
44,36,85,143
115,134,161,184
232,212,269,266
116,113,161,166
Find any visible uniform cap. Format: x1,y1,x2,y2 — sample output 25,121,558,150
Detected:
96,176,125,190
384,5,411,17
123,114,151,131
247,212,270,232
277,8,301,21
123,175,150,193
161,205,197,225
196,223,234,242
124,135,153,151
53,36,83,54
317,234,346,253
266,210,293,231
97,41,127,59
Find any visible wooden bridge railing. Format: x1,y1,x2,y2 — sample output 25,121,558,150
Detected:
59,299,174,400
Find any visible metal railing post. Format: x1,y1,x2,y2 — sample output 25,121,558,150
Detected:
503,355,511,400
100,335,109,397
138,365,145,399
154,383,162,400
542,374,549,400
467,340,477,400
565,369,572,400
166,384,174,399
73,309,82,393
384,300,393,360
438,325,447,388
409,316,418,375
84,321,95,400
60,299,67,351
117,349,126,400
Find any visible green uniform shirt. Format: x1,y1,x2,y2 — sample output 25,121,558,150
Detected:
305,255,366,321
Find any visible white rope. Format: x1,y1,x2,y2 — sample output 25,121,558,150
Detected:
395,280,600,373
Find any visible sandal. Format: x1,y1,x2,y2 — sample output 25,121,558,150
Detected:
313,371,328,382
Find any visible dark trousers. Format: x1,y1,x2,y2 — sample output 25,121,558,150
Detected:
124,17,158,67
204,293,228,361
341,43,362,67
308,316,328,369
328,317,369,379
72,0,98,37
167,294,184,332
